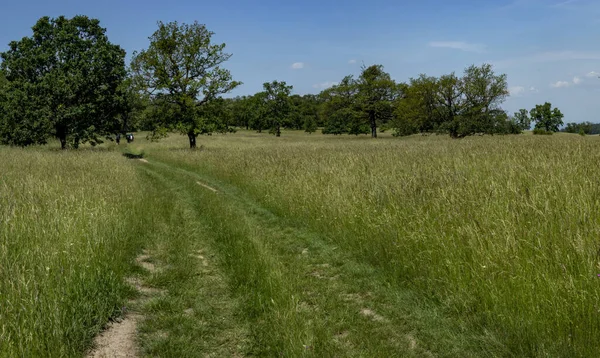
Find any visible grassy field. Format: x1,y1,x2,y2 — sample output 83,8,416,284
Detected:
2,131,600,356
0,145,148,356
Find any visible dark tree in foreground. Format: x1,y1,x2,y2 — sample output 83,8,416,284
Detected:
531,102,563,133
0,16,126,149
131,21,240,148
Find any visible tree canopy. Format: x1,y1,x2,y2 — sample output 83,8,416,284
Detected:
0,15,126,149
260,81,293,137
131,21,240,148
391,64,511,137
530,102,564,133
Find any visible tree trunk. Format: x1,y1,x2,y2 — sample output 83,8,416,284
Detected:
56,127,67,150
276,123,281,137
188,132,197,149
369,111,377,138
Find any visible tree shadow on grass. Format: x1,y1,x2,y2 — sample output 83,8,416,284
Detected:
122,152,145,159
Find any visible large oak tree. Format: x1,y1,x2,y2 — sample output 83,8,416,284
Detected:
131,21,240,148
0,16,127,149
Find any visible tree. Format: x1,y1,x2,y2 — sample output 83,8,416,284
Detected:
260,81,292,137
435,73,463,132
356,65,399,138
247,93,268,133
303,116,317,134
0,16,126,149
564,121,592,134
407,74,442,132
530,102,563,133
131,21,240,148
513,109,531,131
448,64,509,137
320,76,359,135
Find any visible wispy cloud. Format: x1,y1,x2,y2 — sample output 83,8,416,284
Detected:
509,85,538,96
509,86,526,96
313,81,338,89
428,41,486,53
586,71,600,78
348,59,357,64
573,76,583,84
291,62,305,70
551,80,570,88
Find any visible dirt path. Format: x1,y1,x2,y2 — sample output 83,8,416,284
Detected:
87,251,161,358
88,314,140,358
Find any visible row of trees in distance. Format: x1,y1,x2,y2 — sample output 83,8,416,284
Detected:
0,16,570,149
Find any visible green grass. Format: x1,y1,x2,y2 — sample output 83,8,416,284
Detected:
0,146,151,357
3,131,600,356
136,130,600,356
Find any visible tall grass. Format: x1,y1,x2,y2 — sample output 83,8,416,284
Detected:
0,147,148,357
146,131,600,356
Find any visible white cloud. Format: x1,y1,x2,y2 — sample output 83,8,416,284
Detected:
586,71,600,78
573,76,583,84
291,62,305,69
509,86,526,96
551,80,570,88
313,81,338,89
529,86,539,92
348,59,357,64
428,41,486,53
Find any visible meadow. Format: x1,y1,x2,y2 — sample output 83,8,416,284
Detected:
2,131,600,357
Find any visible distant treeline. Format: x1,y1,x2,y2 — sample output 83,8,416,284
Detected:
560,122,600,135
0,16,568,149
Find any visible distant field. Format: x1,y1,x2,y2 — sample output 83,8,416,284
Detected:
2,131,600,357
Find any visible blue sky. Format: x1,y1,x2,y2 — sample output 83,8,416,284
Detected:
2,0,600,123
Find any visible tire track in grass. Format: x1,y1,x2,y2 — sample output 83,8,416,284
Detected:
138,158,504,357
132,166,250,357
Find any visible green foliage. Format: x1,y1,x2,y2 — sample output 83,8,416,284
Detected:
393,75,440,136
450,64,509,137
259,80,293,137
565,121,592,134
513,109,531,132
320,76,359,135
391,64,511,138
531,102,563,133
0,16,126,149
288,94,321,130
130,21,240,148
303,115,317,134
356,65,400,138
